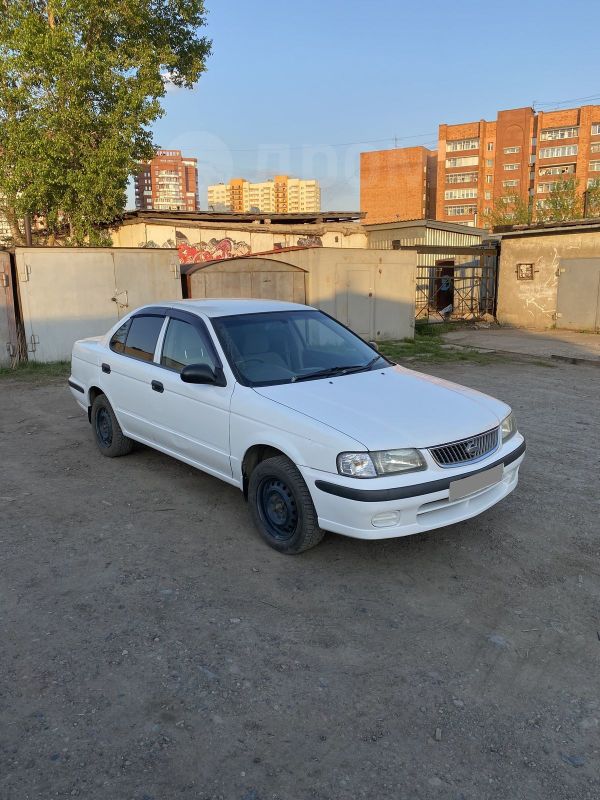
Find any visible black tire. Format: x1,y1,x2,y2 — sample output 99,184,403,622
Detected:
91,394,134,458
248,455,325,554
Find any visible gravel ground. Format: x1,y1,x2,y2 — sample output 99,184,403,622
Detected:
1,358,599,800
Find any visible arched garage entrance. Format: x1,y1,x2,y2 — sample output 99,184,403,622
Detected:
183,257,307,304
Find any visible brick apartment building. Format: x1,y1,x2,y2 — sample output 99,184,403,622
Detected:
360,147,437,224
361,104,600,227
135,150,199,212
208,176,320,213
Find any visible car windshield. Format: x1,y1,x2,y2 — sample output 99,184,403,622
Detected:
211,309,390,386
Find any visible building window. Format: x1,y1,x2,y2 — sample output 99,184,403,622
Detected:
591,143,600,153
503,146,521,154
485,175,493,184
484,191,491,200
486,159,493,167
592,123,600,136
446,138,479,152
540,127,579,141
445,156,479,168
445,205,477,216
537,182,557,193
444,188,478,200
504,163,519,170
487,142,494,151
502,180,519,188
446,171,478,184
590,161,600,172
539,145,578,159
538,164,575,176
587,178,600,188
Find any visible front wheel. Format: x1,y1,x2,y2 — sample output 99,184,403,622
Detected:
248,456,324,554
91,394,134,458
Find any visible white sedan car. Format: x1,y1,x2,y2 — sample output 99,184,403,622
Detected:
69,299,525,554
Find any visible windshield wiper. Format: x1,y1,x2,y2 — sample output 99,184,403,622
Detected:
291,355,382,383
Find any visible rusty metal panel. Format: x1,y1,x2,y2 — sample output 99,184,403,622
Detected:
0,252,19,366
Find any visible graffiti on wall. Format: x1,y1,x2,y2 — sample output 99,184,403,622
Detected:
178,237,251,264
297,235,323,248
139,229,323,263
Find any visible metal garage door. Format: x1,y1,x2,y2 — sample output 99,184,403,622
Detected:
16,248,182,362
556,258,600,332
336,269,373,339
188,259,306,304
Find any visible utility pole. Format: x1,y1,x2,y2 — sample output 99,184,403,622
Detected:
583,189,589,218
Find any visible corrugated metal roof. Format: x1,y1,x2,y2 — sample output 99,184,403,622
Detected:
495,218,600,238
364,218,488,236
122,210,364,225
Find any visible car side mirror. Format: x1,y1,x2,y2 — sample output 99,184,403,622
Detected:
368,341,379,351
180,363,226,386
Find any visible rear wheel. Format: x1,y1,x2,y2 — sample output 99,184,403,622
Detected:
91,394,134,458
248,456,324,554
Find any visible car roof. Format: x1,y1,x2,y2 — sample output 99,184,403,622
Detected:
156,298,316,318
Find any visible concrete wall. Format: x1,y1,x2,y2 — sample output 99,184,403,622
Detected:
15,247,182,362
111,220,368,264
497,231,600,329
192,248,416,341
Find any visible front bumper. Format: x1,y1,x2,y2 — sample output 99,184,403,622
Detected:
300,436,525,540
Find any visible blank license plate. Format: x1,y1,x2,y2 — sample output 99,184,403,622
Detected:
449,464,503,501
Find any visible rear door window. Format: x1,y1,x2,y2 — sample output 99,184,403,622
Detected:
122,315,165,362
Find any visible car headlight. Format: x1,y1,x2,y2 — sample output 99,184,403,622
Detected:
337,449,426,478
501,412,517,442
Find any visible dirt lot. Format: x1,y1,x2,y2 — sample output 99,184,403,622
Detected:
1,358,599,800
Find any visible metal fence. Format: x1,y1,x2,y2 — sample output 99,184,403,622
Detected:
402,247,498,319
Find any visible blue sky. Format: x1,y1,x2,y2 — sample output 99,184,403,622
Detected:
130,0,600,210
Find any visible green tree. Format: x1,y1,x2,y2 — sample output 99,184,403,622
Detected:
0,1,211,245
536,177,583,223
489,192,532,228
584,179,600,217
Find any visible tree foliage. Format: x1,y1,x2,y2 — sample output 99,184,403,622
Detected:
488,192,532,228
0,1,211,245
490,177,600,230
585,179,600,217
536,177,582,223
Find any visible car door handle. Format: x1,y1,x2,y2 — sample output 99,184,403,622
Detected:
101,363,111,374
151,380,164,393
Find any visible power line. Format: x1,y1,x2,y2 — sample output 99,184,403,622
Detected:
193,132,436,153
534,92,600,109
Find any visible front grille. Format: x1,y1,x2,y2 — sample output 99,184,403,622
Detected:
429,427,499,467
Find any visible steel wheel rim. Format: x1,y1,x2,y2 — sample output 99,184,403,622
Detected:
96,407,113,448
257,477,298,541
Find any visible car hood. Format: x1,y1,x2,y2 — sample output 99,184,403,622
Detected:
253,365,510,451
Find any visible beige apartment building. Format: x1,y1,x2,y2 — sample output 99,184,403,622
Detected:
208,176,320,213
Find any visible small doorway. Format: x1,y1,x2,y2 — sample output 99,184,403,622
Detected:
434,260,455,313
